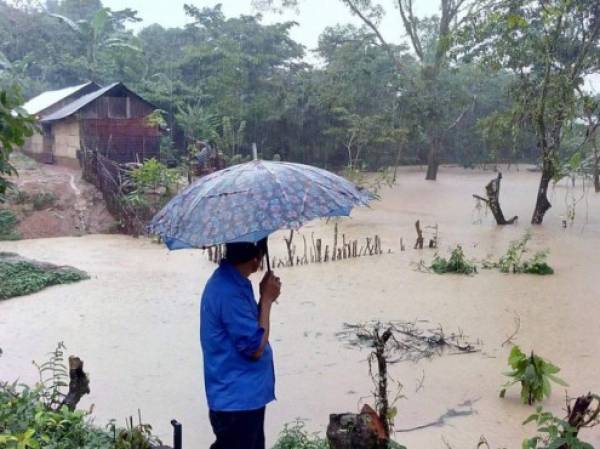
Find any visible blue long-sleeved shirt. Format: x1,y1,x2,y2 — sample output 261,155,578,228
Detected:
200,260,275,411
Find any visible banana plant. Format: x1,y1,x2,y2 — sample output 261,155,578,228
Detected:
48,7,141,79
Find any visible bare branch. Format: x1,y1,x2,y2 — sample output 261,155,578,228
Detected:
342,0,405,74
397,0,424,61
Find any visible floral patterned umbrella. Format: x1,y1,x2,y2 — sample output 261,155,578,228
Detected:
148,160,373,253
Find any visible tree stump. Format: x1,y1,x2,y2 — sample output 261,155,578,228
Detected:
414,220,424,249
60,356,90,411
326,405,388,449
473,173,518,225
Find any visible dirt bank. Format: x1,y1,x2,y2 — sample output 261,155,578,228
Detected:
1,166,599,448
5,152,116,238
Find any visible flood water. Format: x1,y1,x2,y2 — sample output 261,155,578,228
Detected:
2,166,600,448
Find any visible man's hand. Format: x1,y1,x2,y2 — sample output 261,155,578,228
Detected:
260,272,281,304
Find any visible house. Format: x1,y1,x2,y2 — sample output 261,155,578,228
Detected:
21,82,161,165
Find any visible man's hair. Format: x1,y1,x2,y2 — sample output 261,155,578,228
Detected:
225,238,267,265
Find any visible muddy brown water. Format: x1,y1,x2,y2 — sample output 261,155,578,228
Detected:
2,166,600,448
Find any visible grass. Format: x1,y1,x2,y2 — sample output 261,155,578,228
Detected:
0,208,20,240
31,191,58,210
0,253,89,300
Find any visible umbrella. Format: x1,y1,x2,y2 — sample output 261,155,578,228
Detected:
148,160,373,268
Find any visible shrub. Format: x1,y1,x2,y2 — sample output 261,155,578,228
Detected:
500,346,567,405
490,232,554,275
0,346,160,449
31,191,58,211
430,245,477,275
129,158,177,194
0,209,19,240
7,189,29,205
0,255,89,300
271,421,329,449
522,407,595,449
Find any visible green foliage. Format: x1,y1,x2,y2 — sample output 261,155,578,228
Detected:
112,416,161,449
500,346,567,406
129,158,176,194
271,421,329,449
31,192,58,211
522,407,594,449
0,346,159,449
0,86,35,203
0,256,89,300
430,245,477,275
490,233,554,275
32,342,69,410
0,209,20,241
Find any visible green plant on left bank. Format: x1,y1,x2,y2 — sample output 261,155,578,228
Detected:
0,209,20,241
0,344,161,449
0,85,36,203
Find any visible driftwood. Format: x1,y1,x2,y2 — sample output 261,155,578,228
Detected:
556,393,600,449
473,173,517,225
60,356,90,411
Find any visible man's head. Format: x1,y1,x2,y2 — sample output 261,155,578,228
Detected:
225,238,268,275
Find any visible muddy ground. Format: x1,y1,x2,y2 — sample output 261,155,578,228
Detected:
5,152,115,238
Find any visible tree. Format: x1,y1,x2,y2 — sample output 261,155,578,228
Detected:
0,85,35,202
460,0,600,224
48,6,142,81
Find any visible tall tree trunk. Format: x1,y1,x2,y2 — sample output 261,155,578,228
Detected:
531,158,553,224
594,151,600,193
425,138,439,181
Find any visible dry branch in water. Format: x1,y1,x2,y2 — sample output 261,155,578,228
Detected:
338,320,480,363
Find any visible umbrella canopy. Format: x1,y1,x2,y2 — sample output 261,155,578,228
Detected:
148,160,372,250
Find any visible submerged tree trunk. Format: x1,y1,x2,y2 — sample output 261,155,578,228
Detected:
531,157,554,225
473,173,517,225
425,138,439,181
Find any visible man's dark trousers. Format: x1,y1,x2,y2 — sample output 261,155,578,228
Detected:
209,407,265,449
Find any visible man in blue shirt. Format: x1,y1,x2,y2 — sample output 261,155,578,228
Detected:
200,239,281,449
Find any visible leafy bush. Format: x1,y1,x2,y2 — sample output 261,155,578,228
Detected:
129,158,177,194
430,245,477,275
522,407,594,449
0,346,160,449
500,346,567,405
0,255,88,300
271,421,329,449
0,209,20,240
7,189,29,205
31,192,58,211
489,233,554,275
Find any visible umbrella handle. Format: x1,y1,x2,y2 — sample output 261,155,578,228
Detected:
265,241,271,272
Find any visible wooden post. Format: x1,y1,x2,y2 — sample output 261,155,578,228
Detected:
332,223,338,261
316,239,322,263
284,230,295,266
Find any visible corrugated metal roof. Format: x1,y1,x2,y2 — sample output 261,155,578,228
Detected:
41,82,121,122
21,82,95,116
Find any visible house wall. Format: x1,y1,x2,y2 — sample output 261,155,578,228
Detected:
22,131,44,154
52,117,80,160
79,86,155,120
81,118,161,163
